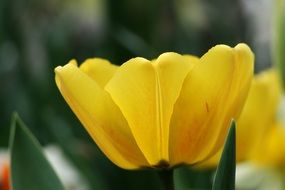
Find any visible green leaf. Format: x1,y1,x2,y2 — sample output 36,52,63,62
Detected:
9,113,65,190
212,120,236,190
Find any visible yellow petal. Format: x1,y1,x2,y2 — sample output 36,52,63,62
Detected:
237,69,282,161
169,43,254,165
79,58,118,88
55,60,148,169
197,69,281,168
105,54,197,165
196,149,222,168
152,53,199,161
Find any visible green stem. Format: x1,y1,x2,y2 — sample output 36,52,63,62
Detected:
157,169,175,190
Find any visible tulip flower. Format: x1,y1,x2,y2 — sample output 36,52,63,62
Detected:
236,122,285,190
251,123,285,168
1,162,10,190
55,43,253,169
199,69,282,167
0,150,9,190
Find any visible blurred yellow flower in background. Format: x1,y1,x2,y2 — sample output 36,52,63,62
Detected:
55,44,253,169
235,120,285,190
200,69,282,168
251,123,285,168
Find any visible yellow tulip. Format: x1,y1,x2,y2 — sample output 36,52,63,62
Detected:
55,44,253,169
200,69,282,168
251,123,285,168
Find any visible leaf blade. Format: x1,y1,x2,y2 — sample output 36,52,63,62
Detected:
212,120,236,190
9,113,65,190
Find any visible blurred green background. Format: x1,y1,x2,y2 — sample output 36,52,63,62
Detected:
0,0,274,189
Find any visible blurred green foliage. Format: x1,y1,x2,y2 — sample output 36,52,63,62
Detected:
276,0,285,88
0,0,273,189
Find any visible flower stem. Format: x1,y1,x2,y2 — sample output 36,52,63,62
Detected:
157,169,175,190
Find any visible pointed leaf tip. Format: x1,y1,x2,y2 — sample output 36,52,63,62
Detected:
9,114,65,190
